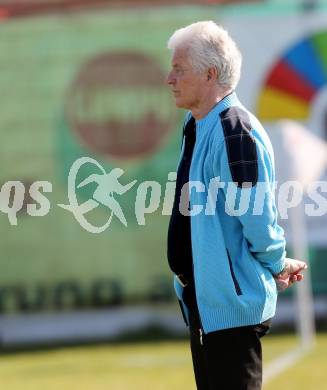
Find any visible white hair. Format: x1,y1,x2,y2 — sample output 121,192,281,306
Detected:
167,21,242,90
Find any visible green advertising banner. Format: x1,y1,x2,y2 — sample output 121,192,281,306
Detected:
0,6,215,313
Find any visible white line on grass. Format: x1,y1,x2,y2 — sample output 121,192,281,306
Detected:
263,344,313,384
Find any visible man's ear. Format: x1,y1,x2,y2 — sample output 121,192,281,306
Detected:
207,67,218,82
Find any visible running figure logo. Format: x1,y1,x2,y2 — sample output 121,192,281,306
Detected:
58,157,137,233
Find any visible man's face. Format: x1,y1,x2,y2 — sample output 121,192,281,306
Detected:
166,47,208,110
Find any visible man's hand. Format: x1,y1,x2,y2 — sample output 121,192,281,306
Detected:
274,257,308,292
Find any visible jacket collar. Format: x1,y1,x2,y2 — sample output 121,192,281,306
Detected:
195,91,240,131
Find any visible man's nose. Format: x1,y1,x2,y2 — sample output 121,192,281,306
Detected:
166,71,175,85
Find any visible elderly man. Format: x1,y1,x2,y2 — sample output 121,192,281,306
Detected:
166,21,307,390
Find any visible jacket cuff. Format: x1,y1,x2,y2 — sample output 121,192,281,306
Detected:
268,255,286,276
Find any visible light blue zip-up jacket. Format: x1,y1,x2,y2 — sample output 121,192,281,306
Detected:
174,92,286,333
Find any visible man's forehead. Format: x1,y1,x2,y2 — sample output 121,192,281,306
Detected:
171,47,190,66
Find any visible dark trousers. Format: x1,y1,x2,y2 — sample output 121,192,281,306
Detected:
183,282,271,390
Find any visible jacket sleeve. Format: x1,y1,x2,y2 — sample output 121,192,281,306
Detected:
213,135,286,276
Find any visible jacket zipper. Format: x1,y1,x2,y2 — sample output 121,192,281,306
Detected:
226,249,243,295
190,121,204,347
199,328,203,346
192,263,205,346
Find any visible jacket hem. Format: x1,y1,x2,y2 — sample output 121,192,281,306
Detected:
199,304,276,334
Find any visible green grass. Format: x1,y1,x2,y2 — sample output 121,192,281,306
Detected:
0,334,326,389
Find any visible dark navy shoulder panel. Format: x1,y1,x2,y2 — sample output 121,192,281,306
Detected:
219,107,258,188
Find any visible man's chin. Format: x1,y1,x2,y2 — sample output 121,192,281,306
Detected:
174,98,186,109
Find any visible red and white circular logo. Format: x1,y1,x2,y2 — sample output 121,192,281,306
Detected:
65,51,175,161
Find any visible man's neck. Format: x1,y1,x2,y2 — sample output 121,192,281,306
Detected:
191,89,233,120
